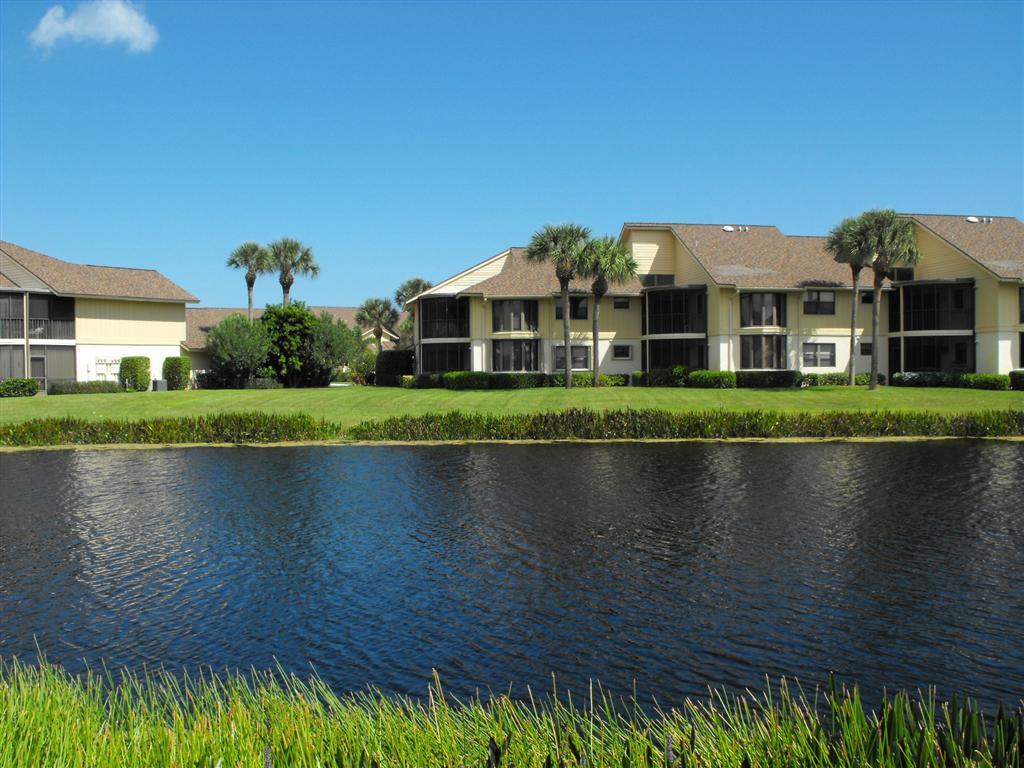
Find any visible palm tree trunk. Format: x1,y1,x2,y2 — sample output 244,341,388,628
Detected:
281,272,292,307
561,280,572,389
247,283,255,321
375,330,383,351
848,266,860,386
591,291,602,387
869,269,883,390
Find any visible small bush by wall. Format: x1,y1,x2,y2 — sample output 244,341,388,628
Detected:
801,373,887,387
957,373,1011,391
687,370,737,389
162,357,192,391
644,367,688,387
375,349,415,387
735,370,803,388
118,357,151,392
48,381,123,395
442,371,492,390
1011,371,1024,391
0,378,39,397
891,372,1012,390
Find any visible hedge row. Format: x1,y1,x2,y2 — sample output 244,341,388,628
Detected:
48,380,123,395
4,408,1021,447
349,408,1024,441
399,371,628,389
891,372,1013,390
1012,370,1024,391
0,413,341,447
0,378,39,397
636,368,888,388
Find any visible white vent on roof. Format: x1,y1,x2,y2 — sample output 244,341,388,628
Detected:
966,216,980,223
722,225,735,232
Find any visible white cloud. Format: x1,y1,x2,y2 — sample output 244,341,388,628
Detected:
30,0,158,53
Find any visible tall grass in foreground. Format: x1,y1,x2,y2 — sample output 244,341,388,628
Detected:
1,660,1022,767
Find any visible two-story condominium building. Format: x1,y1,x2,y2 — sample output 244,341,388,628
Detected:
407,214,1023,377
0,241,198,387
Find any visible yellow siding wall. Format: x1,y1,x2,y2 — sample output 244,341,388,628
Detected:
914,225,1004,332
624,230,676,275
75,299,187,345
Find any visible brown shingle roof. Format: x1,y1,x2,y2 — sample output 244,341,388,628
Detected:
465,248,644,297
657,224,873,290
186,306,406,350
0,273,19,289
907,214,1024,280
0,241,198,302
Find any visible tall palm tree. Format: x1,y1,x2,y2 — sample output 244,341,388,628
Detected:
861,209,921,390
825,217,875,385
525,223,591,388
581,236,638,386
225,241,270,320
268,238,319,307
356,297,399,351
394,277,433,310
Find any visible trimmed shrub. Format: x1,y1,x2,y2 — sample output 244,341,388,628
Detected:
242,378,283,389
117,357,150,392
549,372,597,387
413,373,443,389
375,349,414,387
736,370,802,388
891,372,1009,389
348,407,1024,442
48,380,123,395
1011,370,1024,391
162,356,191,391
442,371,491,390
0,378,39,397
631,370,645,387
508,372,549,389
958,373,1011,391
687,370,737,389
645,368,685,387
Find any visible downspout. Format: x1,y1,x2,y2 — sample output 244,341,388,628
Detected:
22,292,29,379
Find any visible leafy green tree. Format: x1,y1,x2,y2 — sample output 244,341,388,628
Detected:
355,297,399,351
861,210,922,389
268,238,319,307
225,241,270,320
580,236,638,386
394,277,433,310
261,303,319,387
525,223,591,388
826,216,877,385
306,312,365,385
207,313,271,387
395,314,415,350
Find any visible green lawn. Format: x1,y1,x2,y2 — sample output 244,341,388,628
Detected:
1,385,1020,428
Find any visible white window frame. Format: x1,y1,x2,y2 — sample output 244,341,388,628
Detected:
611,344,632,360
553,344,591,371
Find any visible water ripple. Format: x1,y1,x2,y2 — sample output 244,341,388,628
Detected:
1,441,1022,708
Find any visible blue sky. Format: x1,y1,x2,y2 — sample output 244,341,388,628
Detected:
2,0,1022,308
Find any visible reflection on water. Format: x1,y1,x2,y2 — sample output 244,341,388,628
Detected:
1,442,1022,706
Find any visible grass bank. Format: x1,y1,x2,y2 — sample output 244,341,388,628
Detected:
1,385,1021,428
1,408,1022,447
2,660,1021,768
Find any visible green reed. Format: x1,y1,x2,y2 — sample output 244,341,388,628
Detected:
1,659,1021,767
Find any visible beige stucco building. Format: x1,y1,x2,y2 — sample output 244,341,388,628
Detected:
0,241,197,387
408,214,1024,377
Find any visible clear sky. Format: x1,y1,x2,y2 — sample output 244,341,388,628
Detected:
2,0,1022,309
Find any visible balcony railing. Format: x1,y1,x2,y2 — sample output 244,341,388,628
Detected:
0,317,75,340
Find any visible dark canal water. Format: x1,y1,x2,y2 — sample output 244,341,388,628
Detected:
1,442,1022,707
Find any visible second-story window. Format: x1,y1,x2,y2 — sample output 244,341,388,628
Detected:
740,293,787,327
554,296,588,320
491,300,538,332
803,290,835,315
420,297,470,338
